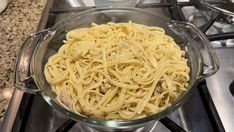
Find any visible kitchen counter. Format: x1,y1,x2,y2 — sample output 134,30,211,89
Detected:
0,0,46,121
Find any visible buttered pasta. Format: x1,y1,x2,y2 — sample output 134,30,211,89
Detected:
44,22,190,120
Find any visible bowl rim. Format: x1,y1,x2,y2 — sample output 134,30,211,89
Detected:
31,7,200,128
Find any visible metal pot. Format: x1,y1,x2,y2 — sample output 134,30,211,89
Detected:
14,7,219,131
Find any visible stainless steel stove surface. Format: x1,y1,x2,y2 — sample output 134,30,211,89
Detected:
2,0,234,132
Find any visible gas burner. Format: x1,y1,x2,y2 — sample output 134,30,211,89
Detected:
199,0,234,24
213,21,234,31
187,9,209,27
179,0,234,44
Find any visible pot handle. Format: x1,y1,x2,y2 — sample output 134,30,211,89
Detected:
14,30,49,94
168,21,219,79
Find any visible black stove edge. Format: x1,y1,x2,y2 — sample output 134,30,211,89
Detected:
197,80,225,132
55,119,76,132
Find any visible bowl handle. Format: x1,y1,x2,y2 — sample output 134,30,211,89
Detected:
168,21,219,79
14,30,49,94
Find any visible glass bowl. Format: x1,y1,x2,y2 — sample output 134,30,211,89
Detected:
14,7,219,131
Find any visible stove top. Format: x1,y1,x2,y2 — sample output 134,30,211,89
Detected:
2,0,234,132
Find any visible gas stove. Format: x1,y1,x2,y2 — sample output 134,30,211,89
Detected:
2,0,234,132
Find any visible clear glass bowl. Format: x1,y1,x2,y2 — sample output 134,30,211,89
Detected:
14,7,219,131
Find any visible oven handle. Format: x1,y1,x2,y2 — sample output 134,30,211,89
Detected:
13,30,49,94
168,21,219,79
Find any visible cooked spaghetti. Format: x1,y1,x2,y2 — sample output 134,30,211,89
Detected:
44,22,190,120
